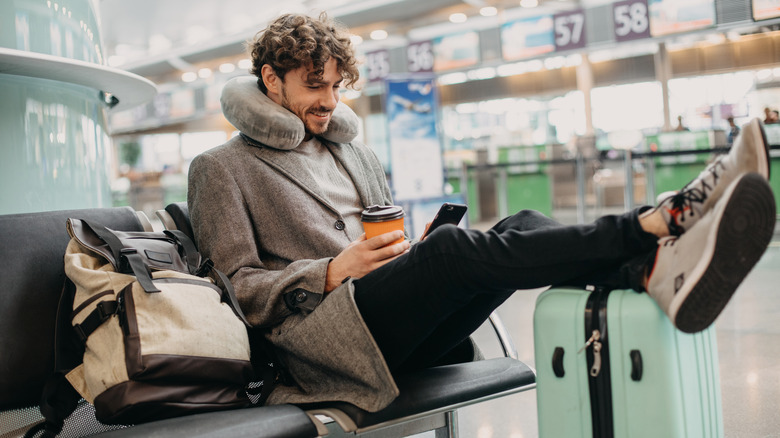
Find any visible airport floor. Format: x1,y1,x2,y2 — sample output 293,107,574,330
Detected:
416,219,780,438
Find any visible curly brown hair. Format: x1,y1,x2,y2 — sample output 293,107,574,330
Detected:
246,12,360,93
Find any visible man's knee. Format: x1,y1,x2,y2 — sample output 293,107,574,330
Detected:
421,224,464,251
503,209,559,231
512,209,546,221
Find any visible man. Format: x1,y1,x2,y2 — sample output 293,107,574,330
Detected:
188,13,775,412
727,116,740,146
764,107,778,124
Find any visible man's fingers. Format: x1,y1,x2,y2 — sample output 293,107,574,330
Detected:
364,230,405,249
378,239,410,259
370,241,410,269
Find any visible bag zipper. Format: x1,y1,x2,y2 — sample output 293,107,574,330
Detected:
584,288,613,438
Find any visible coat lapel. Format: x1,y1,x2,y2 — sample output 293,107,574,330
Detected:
250,142,337,212
245,135,377,212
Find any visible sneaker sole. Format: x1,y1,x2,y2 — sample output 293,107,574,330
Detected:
673,173,776,333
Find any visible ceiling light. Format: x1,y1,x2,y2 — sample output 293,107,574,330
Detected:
148,34,172,54
438,72,468,86
449,13,467,23
467,67,496,80
370,29,388,40
219,63,236,73
237,59,252,70
480,7,498,17
198,68,212,79
520,0,539,7
350,34,363,46
182,72,197,83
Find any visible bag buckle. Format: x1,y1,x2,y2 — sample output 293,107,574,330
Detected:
72,300,119,344
73,324,88,344
119,248,138,273
195,258,214,277
96,300,118,320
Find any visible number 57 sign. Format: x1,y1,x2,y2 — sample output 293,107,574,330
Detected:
554,9,586,51
613,0,650,42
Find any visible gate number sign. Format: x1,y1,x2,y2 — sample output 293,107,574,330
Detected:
554,9,587,51
613,0,650,42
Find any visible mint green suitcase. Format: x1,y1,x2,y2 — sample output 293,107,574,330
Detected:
534,288,723,438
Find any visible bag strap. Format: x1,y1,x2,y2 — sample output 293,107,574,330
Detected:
34,280,84,437
164,229,200,275
81,220,122,270
206,260,251,328
121,250,161,293
84,220,160,293
246,362,278,406
72,300,119,343
246,330,281,405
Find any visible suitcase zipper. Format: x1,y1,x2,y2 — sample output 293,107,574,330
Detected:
580,329,602,376
585,288,613,438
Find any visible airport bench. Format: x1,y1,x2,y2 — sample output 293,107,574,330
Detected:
1,205,535,438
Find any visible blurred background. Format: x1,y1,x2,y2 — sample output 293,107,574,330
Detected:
4,0,780,231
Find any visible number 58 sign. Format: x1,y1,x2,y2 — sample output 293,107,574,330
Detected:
613,0,650,42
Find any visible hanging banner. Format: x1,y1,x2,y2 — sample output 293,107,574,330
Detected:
501,15,555,61
432,31,480,71
385,75,444,201
753,0,780,21
648,0,716,37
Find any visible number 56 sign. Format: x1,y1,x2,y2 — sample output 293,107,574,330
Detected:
613,0,650,42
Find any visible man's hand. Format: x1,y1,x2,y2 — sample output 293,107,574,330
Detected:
325,231,410,292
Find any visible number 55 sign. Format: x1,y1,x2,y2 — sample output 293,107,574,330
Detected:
613,0,650,42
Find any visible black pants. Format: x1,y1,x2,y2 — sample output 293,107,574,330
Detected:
353,208,659,373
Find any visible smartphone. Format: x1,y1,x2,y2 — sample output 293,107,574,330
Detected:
421,203,467,239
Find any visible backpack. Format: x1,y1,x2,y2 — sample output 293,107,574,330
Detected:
32,218,273,436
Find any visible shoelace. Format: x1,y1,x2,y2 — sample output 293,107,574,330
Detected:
664,155,727,235
662,236,678,247
698,156,726,193
666,187,708,222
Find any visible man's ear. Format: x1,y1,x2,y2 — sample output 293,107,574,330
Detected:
261,64,280,95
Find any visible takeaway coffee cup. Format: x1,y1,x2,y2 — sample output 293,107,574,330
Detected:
361,205,405,244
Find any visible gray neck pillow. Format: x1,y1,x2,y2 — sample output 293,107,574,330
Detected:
220,76,359,150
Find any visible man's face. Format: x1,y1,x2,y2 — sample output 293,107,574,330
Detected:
267,58,342,139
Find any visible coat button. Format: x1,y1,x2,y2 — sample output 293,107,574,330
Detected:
295,291,308,303
334,220,345,230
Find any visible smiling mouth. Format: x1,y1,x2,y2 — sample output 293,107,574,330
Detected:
309,111,331,123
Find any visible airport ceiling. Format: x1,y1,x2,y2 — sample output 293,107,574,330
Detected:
99,0,587,78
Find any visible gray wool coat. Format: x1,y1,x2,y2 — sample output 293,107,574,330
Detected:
187,77,399,412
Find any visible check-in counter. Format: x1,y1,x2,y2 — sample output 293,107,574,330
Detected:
642,130,725,201
762,124,780,214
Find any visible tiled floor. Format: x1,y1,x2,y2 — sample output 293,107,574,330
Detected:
451,230,780,438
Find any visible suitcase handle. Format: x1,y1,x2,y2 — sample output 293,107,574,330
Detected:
552,347,565,378
630,350,643,381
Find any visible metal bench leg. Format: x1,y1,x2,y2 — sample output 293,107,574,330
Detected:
434,410,458,438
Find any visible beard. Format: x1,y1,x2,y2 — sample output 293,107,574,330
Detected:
280,86,332,136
